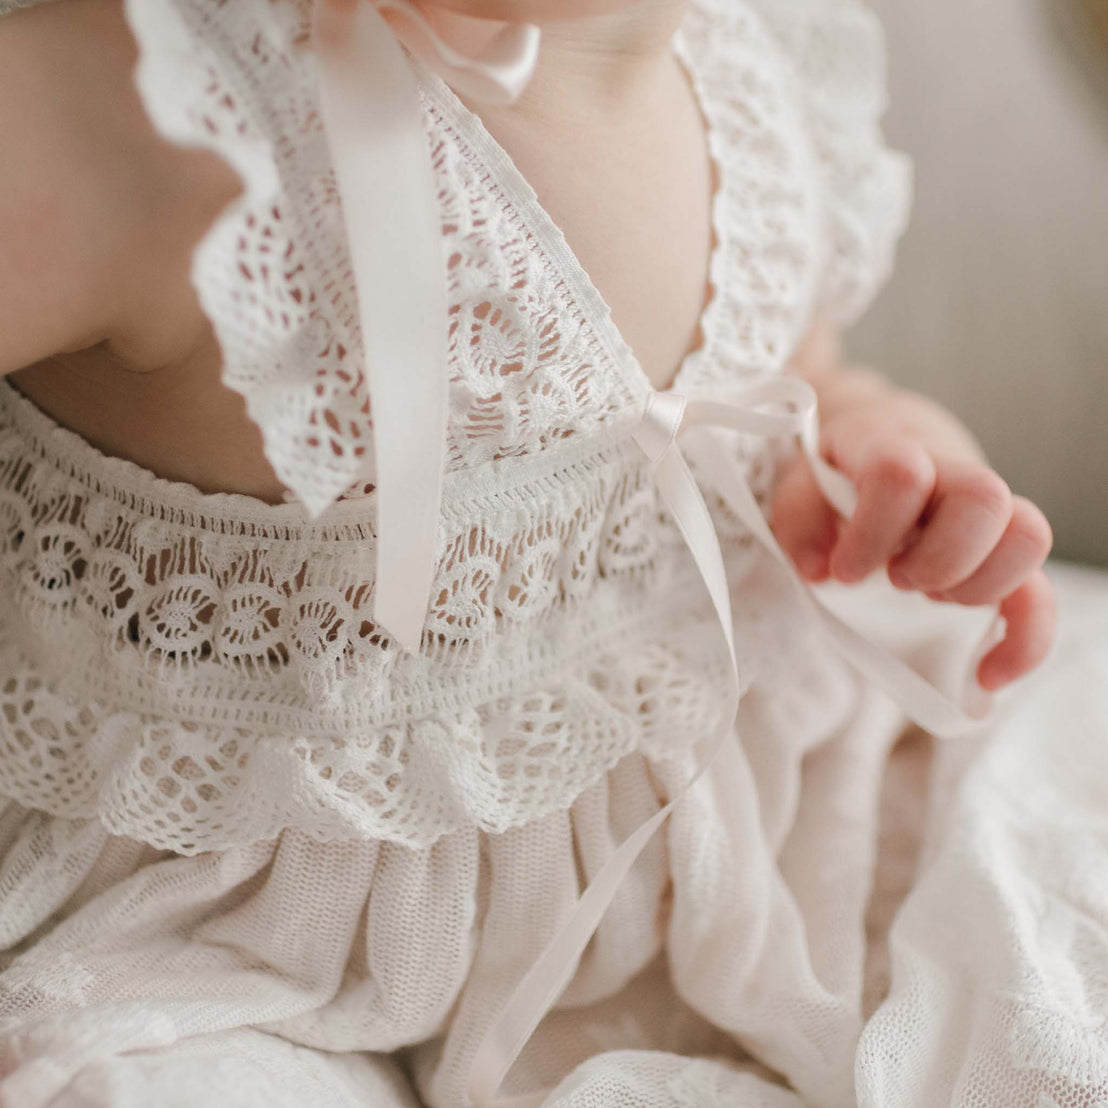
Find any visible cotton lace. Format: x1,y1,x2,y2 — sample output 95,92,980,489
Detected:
0,379,772,851
0,0,910,854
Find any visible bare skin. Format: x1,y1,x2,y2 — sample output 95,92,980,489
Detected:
0,0,1054,687
1,0,285,501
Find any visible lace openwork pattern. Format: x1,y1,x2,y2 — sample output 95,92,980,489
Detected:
120,0,903,514
0,0,911,850
0,381,772,851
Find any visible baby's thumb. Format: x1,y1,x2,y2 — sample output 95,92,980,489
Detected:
770,455,840,582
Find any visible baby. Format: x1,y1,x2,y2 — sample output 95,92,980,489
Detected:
0,1,1079,1107
1,0,1053,684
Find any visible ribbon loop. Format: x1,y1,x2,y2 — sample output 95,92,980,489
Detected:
379,0,541,105
633,391,686,463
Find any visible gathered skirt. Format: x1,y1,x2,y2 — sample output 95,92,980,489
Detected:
2,559,1107,1108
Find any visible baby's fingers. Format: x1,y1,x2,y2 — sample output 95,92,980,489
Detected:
888,462,1012,592
931,497,1053,607
976,570,1057,689
770,455,840,581
827,438,936,583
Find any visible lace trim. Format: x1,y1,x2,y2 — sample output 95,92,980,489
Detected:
0,624,738,853
737,0,913,325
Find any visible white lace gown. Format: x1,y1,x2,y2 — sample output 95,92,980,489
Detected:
1,1,1107,1106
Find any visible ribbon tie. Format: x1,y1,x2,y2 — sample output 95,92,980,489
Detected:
313,0,541,652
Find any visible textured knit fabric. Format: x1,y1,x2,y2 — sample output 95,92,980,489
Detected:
3,2,1108,1107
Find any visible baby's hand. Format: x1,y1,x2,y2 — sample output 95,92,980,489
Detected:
771,381,1056,690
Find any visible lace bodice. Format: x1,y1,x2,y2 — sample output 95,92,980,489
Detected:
0,0,910,852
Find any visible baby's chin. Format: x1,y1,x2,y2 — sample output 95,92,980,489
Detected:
426,0,645,21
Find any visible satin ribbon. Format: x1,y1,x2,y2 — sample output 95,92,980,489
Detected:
313,0,540,653
467,377,995,1108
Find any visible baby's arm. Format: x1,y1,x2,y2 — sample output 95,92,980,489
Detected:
0,0,239,377
774,320,1056,691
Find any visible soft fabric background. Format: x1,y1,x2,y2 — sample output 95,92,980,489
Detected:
849,0,1108,565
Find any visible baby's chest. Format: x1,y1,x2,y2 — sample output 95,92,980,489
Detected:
472,56,717,394
432,31,824,479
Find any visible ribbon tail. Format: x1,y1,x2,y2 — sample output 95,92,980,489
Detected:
467,442,743,1108
315,0,449,653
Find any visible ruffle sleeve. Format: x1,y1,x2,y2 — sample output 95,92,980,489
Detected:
123,0,377,517
744,0,913,327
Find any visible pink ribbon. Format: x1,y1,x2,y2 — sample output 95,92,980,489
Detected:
313,0,540,653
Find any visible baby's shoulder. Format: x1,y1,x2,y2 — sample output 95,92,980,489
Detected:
0,0,239,375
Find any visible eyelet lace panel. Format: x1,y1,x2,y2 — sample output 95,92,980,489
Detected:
0,382,780,852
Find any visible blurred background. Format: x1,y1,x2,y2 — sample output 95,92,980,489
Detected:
849,0,1108,565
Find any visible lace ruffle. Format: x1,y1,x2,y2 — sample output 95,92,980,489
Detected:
0,626,739,854
738,0,913,326
0,381,776,851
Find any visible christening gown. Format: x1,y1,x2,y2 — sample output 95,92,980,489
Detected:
2,1,1108,1107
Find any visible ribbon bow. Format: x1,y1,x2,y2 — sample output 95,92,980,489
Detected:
313,0,541,652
